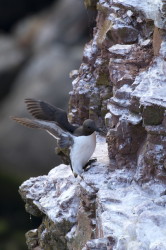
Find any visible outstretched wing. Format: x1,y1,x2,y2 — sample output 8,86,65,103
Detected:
11,117,74,147
25,98,77,133
11,116,74,171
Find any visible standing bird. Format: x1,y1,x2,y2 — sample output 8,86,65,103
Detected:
11,98,101,177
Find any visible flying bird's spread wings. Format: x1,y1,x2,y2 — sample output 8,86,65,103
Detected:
25,98,77,133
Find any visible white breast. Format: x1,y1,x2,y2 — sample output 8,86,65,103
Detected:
70,132,96,176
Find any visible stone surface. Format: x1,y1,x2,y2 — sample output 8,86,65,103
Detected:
114,0,166,30
19,0,166,249
20,164,80,249
20,136,166,250
69,0,166,182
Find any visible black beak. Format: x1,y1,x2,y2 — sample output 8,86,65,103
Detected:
95,127,102,132
95,127,107,135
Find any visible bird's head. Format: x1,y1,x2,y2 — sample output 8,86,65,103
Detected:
83,119,101,134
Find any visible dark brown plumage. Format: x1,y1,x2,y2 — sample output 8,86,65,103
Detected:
25,98,77,133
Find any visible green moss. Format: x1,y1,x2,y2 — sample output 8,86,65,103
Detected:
142,105,165,125
96,73,110,86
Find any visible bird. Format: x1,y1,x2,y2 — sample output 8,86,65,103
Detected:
11,98,101,177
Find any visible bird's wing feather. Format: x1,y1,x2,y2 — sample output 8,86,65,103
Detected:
25,98,77,133
11,116,75,174
11,117,74,145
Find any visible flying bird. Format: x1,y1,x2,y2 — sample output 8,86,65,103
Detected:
12,98,101,177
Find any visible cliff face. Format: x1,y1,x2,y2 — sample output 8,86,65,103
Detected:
69,0,166,183
19,0,166,249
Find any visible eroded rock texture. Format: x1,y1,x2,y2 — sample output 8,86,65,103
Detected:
20,137,166,250
19,0,166,249
69,0,166,183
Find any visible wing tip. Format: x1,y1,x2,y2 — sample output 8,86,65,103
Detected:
11,116,39,129
10,116,19,121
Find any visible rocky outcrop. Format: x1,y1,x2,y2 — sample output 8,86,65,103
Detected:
20,136,166,249
69,0,166,183
19,0,166,249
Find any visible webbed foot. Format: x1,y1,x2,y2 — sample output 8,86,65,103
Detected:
73,172,78,178
83,158,97,171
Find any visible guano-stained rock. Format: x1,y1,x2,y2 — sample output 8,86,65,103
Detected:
19,0,166,249
20,139,166,249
